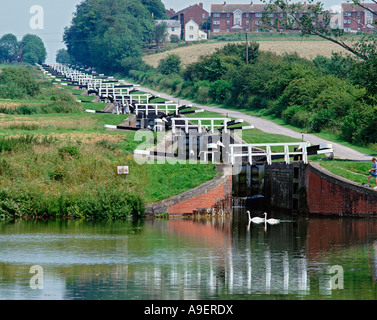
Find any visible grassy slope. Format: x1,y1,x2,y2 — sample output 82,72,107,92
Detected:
0,64,218,219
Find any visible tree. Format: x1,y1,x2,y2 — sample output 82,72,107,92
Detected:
141,0,168,19
158,54,182,75
56,48,73,64
154,21,168,48
0,34,19,63
63,0,163,73
261,0,377,60
21,34,47,64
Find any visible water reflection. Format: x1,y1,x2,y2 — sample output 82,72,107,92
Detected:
0,212,377,300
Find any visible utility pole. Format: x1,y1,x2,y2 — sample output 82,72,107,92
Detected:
245,31,248,64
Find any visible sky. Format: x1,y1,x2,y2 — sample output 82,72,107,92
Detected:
0,0,346,63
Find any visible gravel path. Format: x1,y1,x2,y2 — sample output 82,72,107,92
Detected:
132,84,373,161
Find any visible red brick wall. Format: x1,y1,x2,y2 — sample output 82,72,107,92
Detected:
182,5,208,27
307,163,377,216
167,174,232,215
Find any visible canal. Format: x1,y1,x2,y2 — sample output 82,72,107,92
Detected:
1,209,377,300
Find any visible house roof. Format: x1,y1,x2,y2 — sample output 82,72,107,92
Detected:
155,20,181,28
341,2,377,12
172,3,208,17
211,3,320,14
211,3,266,13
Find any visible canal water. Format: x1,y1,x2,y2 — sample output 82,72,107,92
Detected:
1,209,377,300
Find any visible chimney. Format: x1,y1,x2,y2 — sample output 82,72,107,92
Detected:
224,1,226,5
199,2,203,8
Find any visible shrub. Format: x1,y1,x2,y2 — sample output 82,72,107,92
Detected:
0,67,40,97
157,54,182,75
58,145,80,159
209,80,233,104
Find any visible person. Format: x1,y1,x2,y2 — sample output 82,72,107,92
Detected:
366,157,377,188
124,101,130,114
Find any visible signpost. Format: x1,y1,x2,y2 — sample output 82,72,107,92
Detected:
117,166,129,176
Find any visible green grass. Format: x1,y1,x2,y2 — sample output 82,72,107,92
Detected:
318,159,373,185
0,65,220,220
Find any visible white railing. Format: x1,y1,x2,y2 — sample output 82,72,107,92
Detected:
171,118,230,134
230,142,311,165
135,103,180,116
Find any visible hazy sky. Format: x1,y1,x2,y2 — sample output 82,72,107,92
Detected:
0,0,345,63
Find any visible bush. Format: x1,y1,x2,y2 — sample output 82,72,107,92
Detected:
209,80,233,104
170,35,180,43
0,187,145,220
157,54,182,75
58,145,80,159
0,67,40,98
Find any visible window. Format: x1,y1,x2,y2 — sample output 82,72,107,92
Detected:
246,20,249,25
234,9,243,26
189,26,194,30
227,13,230,17
246,13,249,17
213,13,220,17
213,28,220,32
171,27,175,31
189,35,194,39
344,12,351,16
255,13,262,17
227,21,230,25
213,20,220,25
202,14,206,18
366,10,373,24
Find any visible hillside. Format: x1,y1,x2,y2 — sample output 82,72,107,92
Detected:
0,64,218,219
142,40,352,67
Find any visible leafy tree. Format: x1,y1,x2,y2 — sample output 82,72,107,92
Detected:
56,48,73,64
0,34,19,63
154,21,168,48
63,0,162,73
261,0,376,58
21,34,47,64
158,54,182,75
141,0,167,19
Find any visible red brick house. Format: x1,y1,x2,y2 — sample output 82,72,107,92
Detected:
166,8,176,18
341,2,377,33
171,3,209,37
210,2,326,34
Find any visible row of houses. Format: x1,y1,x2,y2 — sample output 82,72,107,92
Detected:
158,2,377,42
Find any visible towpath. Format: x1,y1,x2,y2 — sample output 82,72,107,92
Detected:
129,83,373,161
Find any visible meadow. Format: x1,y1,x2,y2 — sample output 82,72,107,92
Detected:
142,39,352,68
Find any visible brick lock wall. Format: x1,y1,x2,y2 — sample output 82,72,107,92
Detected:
146,165,233,215
168,174,232,214
306,163,377,216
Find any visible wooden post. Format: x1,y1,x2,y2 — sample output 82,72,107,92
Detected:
246,31,249,65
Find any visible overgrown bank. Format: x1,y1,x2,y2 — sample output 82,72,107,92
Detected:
128,42,377,149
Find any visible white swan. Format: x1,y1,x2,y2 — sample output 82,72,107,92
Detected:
263,212,280,224
247,211,265,224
